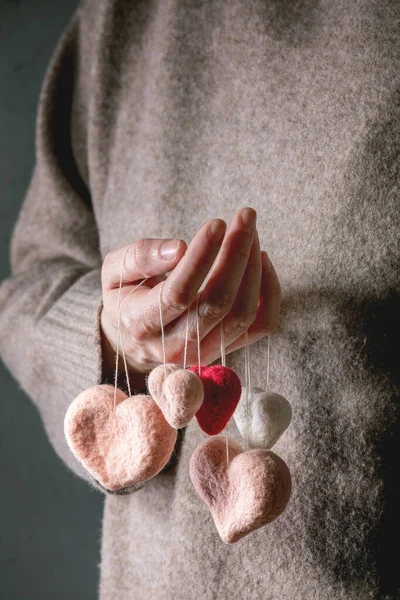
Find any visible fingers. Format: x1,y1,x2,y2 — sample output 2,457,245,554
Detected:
191,226,262,362
159,219,226,315
223,251,281,356
220,228,262,338
102,238,188,290
118,218,227,338
194,207,257,338
103,208,280,371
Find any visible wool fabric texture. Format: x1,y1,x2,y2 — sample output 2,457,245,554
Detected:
189,365,242,435
0,0,399,598
234,386,292,449
190,436,292,544
64,384,177,491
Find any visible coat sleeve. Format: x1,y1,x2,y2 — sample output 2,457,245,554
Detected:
0,9,160,494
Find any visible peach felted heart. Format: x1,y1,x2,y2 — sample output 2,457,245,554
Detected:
234,386,292,449
147,364,204,428
188,365,242,435
189,436,292,544
64,384,177,491
147,363,180,401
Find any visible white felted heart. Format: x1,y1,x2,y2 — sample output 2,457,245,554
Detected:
190,436,292,544
147,364,204,429
64,384,177,491
234,387,292,449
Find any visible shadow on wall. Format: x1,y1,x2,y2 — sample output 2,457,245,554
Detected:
282,287,399,598
280,86,400,597
0,1,103,599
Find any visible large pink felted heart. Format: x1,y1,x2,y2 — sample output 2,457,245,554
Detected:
189,436,292,544
188,365,242,435
64,384,177,491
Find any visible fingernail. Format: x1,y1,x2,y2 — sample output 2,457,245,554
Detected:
241,208,257,228
209,219,225,242
160,240,179,260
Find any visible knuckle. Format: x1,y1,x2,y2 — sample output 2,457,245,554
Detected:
120,308,134,333
130,239,147,270
120,303,155,342
239,310,257,329
247,258,262,271
201,297,232,321
162,287,189,314
228,311,256,335
236,247,252,262
132,318,154,342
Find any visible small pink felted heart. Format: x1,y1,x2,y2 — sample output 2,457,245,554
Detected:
147,363,180,402
189,436,291,544
64,384,177,491
147,364,204,429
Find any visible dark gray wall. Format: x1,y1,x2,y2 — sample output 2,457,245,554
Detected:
0,2,103,599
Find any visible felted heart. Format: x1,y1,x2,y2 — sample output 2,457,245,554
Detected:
147,364,204,428
189,436,292,544
188,365,242,435
64,384,177,491
147,363,180,402
234,386,292,449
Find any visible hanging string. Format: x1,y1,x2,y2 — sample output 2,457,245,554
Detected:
220,320,230,465
113,245,130,409
196,292,202,378
243,332,271,448
158,281,167,378
244,330,250,451
183,305,191,370
116,279,147,397
220,320,226,367
113,243,148,411
246,333,252,391
158,280,192,372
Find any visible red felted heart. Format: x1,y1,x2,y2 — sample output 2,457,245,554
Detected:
188,365,242,435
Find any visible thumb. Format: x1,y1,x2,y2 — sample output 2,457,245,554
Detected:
102,238,187,289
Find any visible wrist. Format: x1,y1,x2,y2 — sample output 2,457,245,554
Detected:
100,308,148,393
100,309,119,383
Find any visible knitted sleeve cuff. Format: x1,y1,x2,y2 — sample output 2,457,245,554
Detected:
32,267,109,492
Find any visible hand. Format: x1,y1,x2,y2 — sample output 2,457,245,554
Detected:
100,207,281,390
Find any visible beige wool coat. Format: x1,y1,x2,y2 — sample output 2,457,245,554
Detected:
0,1,399,598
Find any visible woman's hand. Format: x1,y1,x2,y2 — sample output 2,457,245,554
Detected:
100,207,281,390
